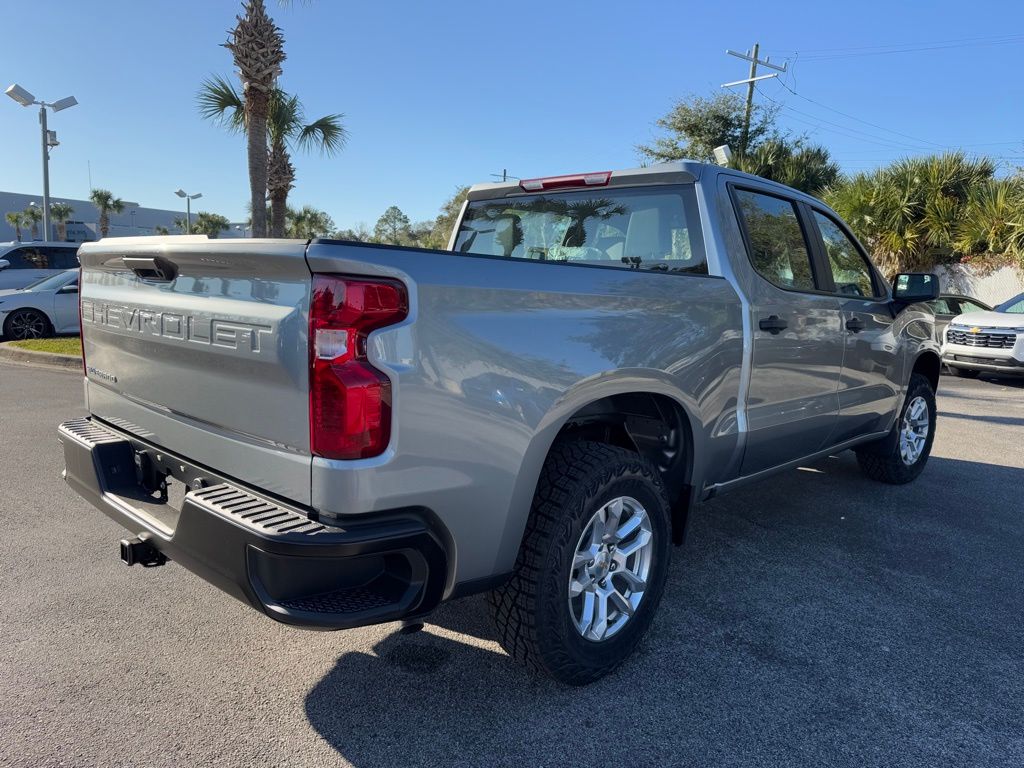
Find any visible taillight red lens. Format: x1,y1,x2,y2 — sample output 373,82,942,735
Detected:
78,266,86,375
309,276,408,460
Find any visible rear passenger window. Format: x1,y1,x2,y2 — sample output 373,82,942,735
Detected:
733,189,815,291
2,247,47,268
812,211,877,298
47,248,79,269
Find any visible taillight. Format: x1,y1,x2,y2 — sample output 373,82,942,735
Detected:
309,275,408,460
519,171,611,192
78,266,86,375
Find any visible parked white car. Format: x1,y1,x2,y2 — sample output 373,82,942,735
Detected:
942,291,1024,378
0,268,80,340
0,241,81,290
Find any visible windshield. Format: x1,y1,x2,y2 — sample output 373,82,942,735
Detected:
996,292,1024,314
454,185,706,274
21,271,76,292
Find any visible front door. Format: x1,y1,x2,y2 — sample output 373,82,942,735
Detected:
807,209,900,442
732,188,846,475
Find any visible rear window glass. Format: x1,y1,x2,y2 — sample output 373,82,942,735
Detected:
454,185,706,274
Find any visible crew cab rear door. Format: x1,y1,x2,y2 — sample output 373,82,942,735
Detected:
729,186,845,475
78,237,313,504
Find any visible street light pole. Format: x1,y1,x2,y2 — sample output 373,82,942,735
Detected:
39,104,51,240
6,84,77,242
175,189,202,234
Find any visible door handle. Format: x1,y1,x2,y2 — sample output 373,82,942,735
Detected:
846,317,865,333
758,315,788,335
123,256,178,282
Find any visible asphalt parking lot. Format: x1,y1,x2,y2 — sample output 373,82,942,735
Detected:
1,361,1022,768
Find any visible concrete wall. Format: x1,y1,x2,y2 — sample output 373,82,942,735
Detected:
936,263,1024,307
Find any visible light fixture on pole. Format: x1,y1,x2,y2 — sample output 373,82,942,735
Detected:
174,188,202,234
5,83,78,242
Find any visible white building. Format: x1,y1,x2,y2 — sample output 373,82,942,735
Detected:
0,190,246,242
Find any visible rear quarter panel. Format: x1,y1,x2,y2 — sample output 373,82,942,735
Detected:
306,242,744,589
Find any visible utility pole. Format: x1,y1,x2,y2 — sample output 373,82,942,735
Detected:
490,169,518,182
722,45,786,158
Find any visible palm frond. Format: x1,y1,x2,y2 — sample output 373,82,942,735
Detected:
197,75,246,131
297,113,347,155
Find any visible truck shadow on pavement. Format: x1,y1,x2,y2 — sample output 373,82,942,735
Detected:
305,452,1024,768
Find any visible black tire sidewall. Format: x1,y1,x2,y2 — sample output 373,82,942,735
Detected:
4,309,50,340
534,465,671,675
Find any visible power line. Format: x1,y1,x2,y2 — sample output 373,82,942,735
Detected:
764,33,1024,61
772,79,946,148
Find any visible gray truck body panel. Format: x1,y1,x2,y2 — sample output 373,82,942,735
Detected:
71,162,939,605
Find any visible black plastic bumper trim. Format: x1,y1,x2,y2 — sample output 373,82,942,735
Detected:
58,417,448,630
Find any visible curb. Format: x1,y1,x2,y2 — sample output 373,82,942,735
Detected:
0,342,81,371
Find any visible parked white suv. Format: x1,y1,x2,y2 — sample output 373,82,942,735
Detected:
0,241,81,290
942,291,1024,378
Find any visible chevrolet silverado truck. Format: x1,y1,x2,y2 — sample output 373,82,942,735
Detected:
59,162,942,685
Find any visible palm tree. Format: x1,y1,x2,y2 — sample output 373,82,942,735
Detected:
222,0,286,238
22,205,42,240
286,205,335,238
5,211,27,241
154,225,171,236
826,152,996,276
198,76,346,237
734,140,840,197
192,211,231,238
89,189,125,238
49,202,74,242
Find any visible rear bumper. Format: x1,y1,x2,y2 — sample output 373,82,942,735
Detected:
58,417,448,630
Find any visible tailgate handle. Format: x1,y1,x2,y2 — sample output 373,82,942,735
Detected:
123,256,178,282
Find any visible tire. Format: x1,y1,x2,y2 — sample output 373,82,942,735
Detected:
3,309,52,341
855,373,936,484
948,366,980,379
488,441,672,685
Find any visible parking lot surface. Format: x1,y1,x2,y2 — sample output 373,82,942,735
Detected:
1,361,1022,768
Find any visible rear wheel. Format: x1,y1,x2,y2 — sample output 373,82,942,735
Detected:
488,441,672,685
3,309,52,341
855,373,936,484
948,366,980,379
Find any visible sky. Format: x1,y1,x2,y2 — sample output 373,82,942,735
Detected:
2,0,1023,231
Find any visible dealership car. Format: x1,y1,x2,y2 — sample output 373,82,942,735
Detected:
0,241,81,290
942,291,1024,377
0,268,80,340
927,293,991,343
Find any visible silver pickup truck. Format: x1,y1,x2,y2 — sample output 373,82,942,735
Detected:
59,161,941,684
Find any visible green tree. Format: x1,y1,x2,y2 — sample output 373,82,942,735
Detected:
89,189,125,238
198,76,347,238
825,152,998,276
373,206,412,245
222,0,286,238
421,185,469,249
49,202,75,242
22,205,42,240
5,211,27,241
286,205,335,238
332,222,372,241
154,225,171,236
734,139,840,196
638,92,779,163
192,211,231,238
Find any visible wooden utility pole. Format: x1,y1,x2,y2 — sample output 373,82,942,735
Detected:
722,45,787,158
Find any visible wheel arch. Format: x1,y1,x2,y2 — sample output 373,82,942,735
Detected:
496,374,705,576
912,349,941,392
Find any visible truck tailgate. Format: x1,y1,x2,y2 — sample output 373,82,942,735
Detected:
78,237,313,505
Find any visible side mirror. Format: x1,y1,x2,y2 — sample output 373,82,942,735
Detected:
0,259,9,272
892,272,940,303
58,284,79,294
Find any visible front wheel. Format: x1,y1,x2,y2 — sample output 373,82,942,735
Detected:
855,373,936,484
3,309,52,340
488,441,672,685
